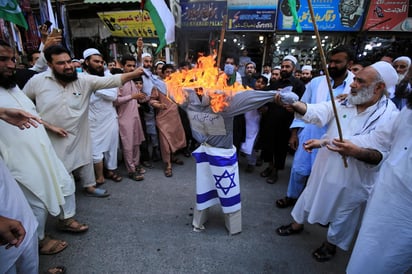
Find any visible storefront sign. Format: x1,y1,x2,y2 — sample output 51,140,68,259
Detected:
363,0,410,31
227,0,278,31
277,0,367,32
97,10,157,38
181,1,226,30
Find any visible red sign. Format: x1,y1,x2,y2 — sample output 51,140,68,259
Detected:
363,0,410,31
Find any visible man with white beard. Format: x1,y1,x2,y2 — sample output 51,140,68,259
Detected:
275,61,399,262
392,56,411,109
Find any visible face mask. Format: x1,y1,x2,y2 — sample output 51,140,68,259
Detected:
224,64,235,75
75,67,83,73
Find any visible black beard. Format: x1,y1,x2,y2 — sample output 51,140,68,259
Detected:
300,77,311,84
328,66,347,79
53,68,78,83
0,73,17,89
280,70,292,79
87,66,104,77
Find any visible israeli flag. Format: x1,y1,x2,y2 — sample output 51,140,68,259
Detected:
192,144,241,214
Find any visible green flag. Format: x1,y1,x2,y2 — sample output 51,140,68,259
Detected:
287,0,302,33
0,0,28,29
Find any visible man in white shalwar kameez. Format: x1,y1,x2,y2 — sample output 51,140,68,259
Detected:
0,40,88,255
84,48,122,184
346,95,412,273
275,61,399,262
0,107,68,274
23,45,146,198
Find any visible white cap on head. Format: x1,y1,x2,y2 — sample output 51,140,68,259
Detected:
142,53,152,59
283,55,297,65
83,48,101,59
393,56,411,68
370,61,398,93
301,65,313,71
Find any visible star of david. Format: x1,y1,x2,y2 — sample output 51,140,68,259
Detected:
213,170,236,195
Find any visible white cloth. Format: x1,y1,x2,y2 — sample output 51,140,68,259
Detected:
192,144,241,214
0,158,38,274
0,87,75,215
240,110,260,155
347,107,412,274
291,96,399,250
23,70,123,173
88,71,119,169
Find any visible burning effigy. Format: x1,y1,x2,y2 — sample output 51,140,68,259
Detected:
164,52,252,113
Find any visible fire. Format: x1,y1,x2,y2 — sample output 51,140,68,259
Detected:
165,53,251,112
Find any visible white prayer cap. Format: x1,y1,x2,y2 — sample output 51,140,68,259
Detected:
283,55,297,65
83,48,101,59
370,61,398,92
142,53,152,59
393,56,411,68
274,65,281,70
301,65,313,71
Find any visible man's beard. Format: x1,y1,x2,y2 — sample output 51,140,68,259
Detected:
300,77,311,84
280,70,292,79
87,66,104,77
53,68,78,83
0,72,17,89
328,66,347,79
347,85,375,105
397,73,406,84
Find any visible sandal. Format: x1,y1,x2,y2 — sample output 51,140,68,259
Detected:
312,242,336,262
39,235,68,255
276,223,304,236
56,218,89,233
164,167,173,177
105,170,123,182
276,197,297,208
172,157,184,165
260,167,273,177
135,165,146,174
45,265,66,274
128,171,144,181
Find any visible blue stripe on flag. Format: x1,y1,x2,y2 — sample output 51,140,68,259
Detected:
197,190,218,203
193,152,237,166
197,191,241,207
220,194,241,207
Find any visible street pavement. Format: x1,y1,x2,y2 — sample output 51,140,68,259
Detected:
40,153,351,274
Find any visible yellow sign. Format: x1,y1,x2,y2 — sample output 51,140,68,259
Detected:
97,10,157,38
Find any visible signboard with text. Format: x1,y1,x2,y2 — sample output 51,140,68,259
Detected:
181,1,226,30
227,0,278,31
362,0,410,31
276,0,367,32
97,10,157,38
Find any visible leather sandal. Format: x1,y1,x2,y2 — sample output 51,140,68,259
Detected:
39,235,68,255
128,171,144,181
312,242,336,262
276,223,304,236
164,167,173,177
56,218,89,233
276,197,297,208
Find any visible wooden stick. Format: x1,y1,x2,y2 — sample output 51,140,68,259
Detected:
307,0,348,168
216,15,227,69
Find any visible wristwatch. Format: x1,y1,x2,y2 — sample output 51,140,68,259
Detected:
339,0,364,28
280,0,300,29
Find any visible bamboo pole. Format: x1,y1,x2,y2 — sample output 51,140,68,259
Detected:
307,0,348,167
216,15,227,69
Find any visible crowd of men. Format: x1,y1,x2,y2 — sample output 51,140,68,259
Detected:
1,28,412,273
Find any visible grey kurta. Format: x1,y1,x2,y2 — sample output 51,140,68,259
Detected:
23,70,122,173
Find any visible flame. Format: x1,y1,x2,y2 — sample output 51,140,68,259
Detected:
165,53,251,112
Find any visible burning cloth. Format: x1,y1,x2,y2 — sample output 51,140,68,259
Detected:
192,144,240,214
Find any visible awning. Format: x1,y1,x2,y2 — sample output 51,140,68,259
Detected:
84,0,140,3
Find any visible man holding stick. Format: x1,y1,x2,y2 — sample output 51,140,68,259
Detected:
275,61,399,262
